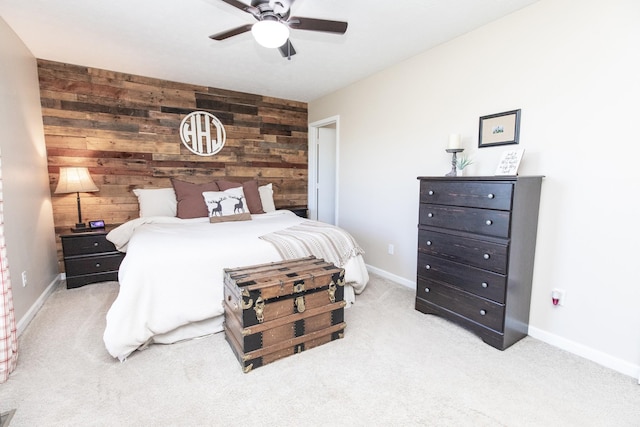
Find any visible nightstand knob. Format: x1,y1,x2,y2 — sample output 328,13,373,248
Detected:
485,220,493,226
481,282,488,288
427,212,433,218
93,242,99,247
487,193,495,199
425,264,431,270
95,263,101,268
483,253,490,260
424,287,430,293
426,240,432,246
480,309,487,316
428,190,434,196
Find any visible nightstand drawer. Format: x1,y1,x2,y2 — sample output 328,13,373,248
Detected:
66,271,120,289
418,229,508,274
420,180,513,210
61,233,117,256
417,253,507,303
416,278,505,332
419,204,511,238
64,253,125,277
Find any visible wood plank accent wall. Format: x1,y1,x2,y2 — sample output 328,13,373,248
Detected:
38,59,308,272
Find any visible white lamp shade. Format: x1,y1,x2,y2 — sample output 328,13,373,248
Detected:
251,20,290,48
55,167,99,194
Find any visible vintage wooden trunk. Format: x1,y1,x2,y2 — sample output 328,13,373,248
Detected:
223,256,346,373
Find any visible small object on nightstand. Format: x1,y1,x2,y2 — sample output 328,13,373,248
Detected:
89,219,106,229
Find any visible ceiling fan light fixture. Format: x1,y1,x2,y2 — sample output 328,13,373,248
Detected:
252,20,290,48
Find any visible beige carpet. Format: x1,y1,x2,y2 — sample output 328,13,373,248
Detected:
1,274,639,426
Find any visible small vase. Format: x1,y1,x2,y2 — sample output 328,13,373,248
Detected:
456,168,465,176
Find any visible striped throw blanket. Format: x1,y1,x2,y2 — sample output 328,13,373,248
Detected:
259,221,364,267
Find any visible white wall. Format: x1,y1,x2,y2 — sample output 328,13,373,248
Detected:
0,17,60,327
309,0,640,378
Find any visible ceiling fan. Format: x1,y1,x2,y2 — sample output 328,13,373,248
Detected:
210,0,348,59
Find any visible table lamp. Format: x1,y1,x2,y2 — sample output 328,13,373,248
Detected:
54,167,99,232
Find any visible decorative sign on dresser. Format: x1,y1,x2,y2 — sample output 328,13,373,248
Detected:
415,176,543,350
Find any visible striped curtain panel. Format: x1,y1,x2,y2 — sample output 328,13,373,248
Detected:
0,150,18,383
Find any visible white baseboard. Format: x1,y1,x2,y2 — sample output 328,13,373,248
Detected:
528,326,639,380
366,264,415,289
16,274,62,336
366,264,639,382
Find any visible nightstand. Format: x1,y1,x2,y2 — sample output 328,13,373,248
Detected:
60,228,125,289
288,206,308,218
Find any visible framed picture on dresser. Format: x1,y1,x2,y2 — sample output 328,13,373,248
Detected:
478,109,521,147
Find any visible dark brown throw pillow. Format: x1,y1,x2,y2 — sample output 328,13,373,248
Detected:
216,179,265,214
171,178,219,219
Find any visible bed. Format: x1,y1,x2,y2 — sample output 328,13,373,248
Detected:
103,186,369,361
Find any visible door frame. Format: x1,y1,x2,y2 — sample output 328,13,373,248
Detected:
308,115,340,224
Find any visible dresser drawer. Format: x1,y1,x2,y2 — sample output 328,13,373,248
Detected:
61,233,117,256
418,229,508,274
420,180,513,210
419,204,511,238
64,253,125,277
417,252,507,303
416,278,505,332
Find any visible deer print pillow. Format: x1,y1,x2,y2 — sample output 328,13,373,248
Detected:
202,187,252,223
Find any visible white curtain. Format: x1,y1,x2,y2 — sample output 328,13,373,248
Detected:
0,150,18,383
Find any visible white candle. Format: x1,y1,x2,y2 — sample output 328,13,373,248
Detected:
448,134,462,149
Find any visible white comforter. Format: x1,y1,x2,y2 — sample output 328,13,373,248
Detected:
103,210,369,361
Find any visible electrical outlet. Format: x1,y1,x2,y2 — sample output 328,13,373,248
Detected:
551,288,566,306
388,244,394,255
21,271,27,287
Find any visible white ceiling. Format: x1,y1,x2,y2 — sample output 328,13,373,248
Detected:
0,0,539,102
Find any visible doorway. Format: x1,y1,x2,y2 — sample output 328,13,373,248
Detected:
308,116,338,225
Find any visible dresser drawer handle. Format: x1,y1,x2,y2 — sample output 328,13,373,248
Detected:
424,287,430,293
483,253,490,260
480,309,487,316
425,264,431,270
95,263,101,268
426,240,432,246
93,242,99,247
428,190,434,196
481,282,488,288
427,212,433,218
487,193,495,199
485,220,493,226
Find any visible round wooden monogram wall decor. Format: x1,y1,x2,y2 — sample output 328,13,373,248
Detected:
179,111,226,156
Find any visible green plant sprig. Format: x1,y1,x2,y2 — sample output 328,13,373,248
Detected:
456,155,474,169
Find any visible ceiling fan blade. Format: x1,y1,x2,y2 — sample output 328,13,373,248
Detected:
219,0,260,17
209,24,253,40
288,16,348,34
278,39,297,59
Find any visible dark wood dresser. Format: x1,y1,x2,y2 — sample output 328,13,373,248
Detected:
60,227,125,289
415,176,543,350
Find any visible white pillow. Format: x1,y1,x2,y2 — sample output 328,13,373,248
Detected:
202,187,251,223
132,188,177,217
259,183,276,213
